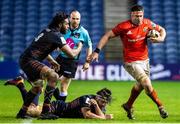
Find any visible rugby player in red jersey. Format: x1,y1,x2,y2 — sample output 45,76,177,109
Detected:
89,5,168,119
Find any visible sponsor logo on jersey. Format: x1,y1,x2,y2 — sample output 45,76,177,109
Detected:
137,35,141,38
64,71,72,74
143,27,148,32
35,33,44,42
66,38,75,49
60,37,66,44
127,31,132,35
85,97,90,105
151,22,156,28
128,36,146,42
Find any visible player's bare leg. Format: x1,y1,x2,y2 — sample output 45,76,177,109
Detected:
16,82,42,119
140,77,168,119
123,61,168,119
60,76,71,101
53,76,71,101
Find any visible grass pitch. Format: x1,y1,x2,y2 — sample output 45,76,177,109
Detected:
0,80,180,123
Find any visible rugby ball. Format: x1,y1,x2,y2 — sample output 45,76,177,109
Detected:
147,30,160,38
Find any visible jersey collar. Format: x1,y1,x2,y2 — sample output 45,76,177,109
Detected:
70,25,81,32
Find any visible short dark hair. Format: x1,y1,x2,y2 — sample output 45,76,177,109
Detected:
96,88,112,103
131,5,144,12
70,9,80,14
48,11,69,29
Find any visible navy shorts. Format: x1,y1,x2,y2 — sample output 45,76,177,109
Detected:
19,57,45,82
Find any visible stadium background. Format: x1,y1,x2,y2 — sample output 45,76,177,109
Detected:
0,0,180,80
0,0,180,123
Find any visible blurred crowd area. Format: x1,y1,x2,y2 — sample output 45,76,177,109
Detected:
0,0,179,64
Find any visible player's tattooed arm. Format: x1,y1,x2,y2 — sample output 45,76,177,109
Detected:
88,30,116,63
46,54,60,71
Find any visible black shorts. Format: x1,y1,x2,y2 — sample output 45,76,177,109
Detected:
19,57,45,82
56,56,78,78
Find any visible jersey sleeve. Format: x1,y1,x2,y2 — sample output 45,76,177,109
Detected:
80,96,91,108
83,31,92,48
112,23,124,36
146,19,161,31
49,32,67,48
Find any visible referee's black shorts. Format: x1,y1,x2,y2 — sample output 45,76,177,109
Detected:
56,56,78,78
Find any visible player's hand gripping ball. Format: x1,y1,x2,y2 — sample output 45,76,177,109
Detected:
147,30,160,38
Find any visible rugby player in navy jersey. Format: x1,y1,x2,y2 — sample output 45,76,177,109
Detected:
5,10,92,106
8,12,83,119
48,88,113,120
6,82,113,120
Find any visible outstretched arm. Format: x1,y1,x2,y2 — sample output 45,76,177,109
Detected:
96,30,116,50
88,30,116,63
82,47,92,71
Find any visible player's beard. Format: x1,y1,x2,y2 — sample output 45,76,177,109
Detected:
60,27,67,34
72,23,79,28
133,19,142,25
71,21,80,29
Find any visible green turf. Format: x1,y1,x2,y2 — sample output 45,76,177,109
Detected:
0,80,180,123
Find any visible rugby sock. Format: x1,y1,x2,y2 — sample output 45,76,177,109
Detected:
126,86,141,108
42,85,55,114
59,92,67,101
17,106,28,117
59,95,67,101
17,90,37,116
17,83,27,102
32,92,40,106
53,88,67,101
53,87,60,100
24,90,37,107
147,89,163,107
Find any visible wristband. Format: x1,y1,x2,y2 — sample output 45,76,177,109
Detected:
86,59,91,63
79,41,84,44
94,48,100,54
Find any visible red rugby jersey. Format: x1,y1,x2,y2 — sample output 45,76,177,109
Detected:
112,18,160,62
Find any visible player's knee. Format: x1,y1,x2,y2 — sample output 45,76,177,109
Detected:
48,71,59,82
31,87,42,94
144,85,153,94
41,67,59,80
134,83,143,91
43,68,59,82
61,76,71,84
45,70,59,88
31,79,44,94
137,74,149,84
138,76,153,94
